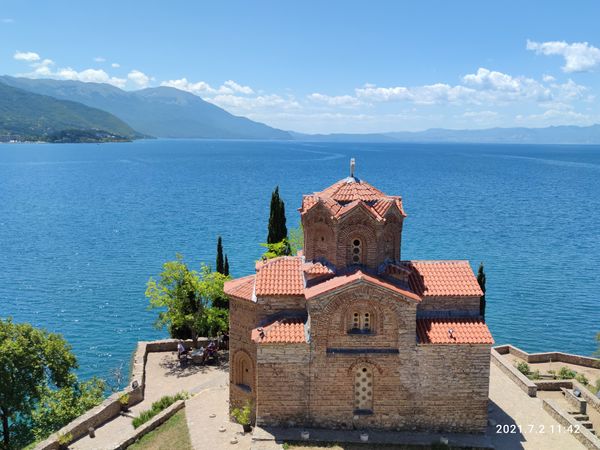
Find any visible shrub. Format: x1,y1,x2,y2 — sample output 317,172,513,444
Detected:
516,361,530,375
119,393,130,407
231,400,252,425
558,367,577,379
528,369,541,380
132,392,188,429
575,373,589,385
57,432,72,447
594,378,600,394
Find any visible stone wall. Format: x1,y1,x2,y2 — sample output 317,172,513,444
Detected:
417,295,480,315
491,348,537,397
256,295,306,322
494,344,600,369
256,344,310,427
415,344,490,432
229,297,258,411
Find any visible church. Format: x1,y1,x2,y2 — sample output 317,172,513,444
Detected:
224,161,493,432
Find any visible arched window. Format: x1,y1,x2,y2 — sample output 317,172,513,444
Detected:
354,366,373,411
351,238,362,264
232,351,253,391
349,311,373,333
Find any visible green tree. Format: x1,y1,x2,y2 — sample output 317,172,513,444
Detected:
146,255,229,346
223,255,230,277
477,262,486,318
0,319,103,449
216,236,225,274
31,378,105,442
288,224,304,255
267,186,287,244
261,239,292,259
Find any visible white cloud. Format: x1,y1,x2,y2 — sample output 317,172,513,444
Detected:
111,63,120,68
94,56,106,63
128,70,150,88
527,40,600,73
14,51,40,62
222,80,254,95
160,78,256,96
308,92,362,107
56,67,127,88
208,93,300,111
542,74,556,83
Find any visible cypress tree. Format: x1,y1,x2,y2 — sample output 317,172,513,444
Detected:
216,236,224,274
267,186,288,244
224,255,229,276
477,262,486,318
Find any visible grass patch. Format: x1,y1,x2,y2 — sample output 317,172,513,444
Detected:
132,392,189,429
127,409,191,450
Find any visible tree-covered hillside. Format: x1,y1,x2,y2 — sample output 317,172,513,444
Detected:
0,81,141,142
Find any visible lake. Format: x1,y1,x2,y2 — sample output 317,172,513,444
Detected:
1,139,599,382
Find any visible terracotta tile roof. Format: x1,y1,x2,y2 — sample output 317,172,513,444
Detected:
417,318,494,344
320,178,386,202
400,261,483,297
300,178,406,220
251,319,307,344
223,275,255,302
304,270,421,302
303,261,335,276
254,256,305,296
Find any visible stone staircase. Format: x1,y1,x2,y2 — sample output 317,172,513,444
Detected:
568,411,595,435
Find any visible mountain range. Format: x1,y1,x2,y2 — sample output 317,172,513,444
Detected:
0,76,290,140
1,75,600,144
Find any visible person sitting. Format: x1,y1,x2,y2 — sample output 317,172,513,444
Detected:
177,340,188,365
202,341,218,363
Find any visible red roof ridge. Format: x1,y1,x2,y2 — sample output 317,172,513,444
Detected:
305,270,421,302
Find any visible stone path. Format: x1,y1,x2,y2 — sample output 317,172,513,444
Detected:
71,352,227,450
185,386,281,450
488,363,585,449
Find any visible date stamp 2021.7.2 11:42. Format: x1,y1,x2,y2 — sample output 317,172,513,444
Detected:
495,424,581,434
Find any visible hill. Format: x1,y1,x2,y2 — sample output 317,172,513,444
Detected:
0,76,291,140
0,81,140,142
294,125,600,145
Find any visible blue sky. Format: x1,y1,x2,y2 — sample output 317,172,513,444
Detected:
1,1,600,133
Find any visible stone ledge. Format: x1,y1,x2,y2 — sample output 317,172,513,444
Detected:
253,425,493,448
495,344,600,369
491,348,537,397
541,399,600,450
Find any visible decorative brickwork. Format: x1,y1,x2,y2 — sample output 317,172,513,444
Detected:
226,169,492,433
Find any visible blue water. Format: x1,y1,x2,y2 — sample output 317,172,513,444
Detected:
1,140,599,383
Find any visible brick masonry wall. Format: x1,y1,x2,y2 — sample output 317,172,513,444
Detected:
229,297,258,411
302,201,404,270
417,295,481,314
256,296,306,322
415,344,491,432
256,344,310,427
